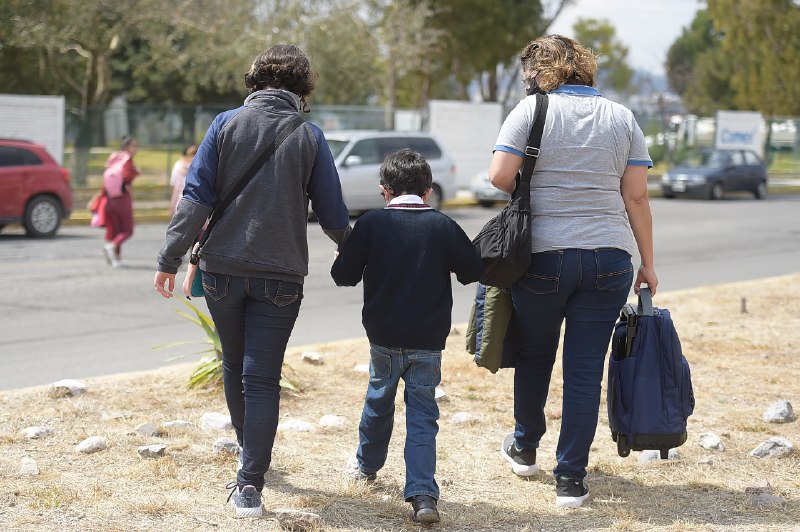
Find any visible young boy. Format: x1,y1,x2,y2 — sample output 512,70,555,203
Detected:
331,148,484,524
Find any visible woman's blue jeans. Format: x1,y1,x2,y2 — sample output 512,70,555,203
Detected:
202,271,302,490
357,344,442,501
511,248,633,480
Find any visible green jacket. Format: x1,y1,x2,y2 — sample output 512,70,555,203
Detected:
466,283,515,373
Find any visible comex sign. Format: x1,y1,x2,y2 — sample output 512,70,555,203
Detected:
715,110,765,157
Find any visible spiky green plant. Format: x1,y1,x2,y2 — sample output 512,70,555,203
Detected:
154,298,299,391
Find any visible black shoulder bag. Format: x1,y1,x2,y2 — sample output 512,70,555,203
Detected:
472,93,548,288
187,114,305,297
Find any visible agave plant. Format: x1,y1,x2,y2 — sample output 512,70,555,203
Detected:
154,298,299,391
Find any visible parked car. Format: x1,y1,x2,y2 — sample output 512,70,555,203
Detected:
661,148,767,200
470,170,510,207
0,139,72,236
324,131,456,214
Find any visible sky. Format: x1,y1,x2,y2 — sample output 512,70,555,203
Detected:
547,0,703,76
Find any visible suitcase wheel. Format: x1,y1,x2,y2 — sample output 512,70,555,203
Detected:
617,437,631,457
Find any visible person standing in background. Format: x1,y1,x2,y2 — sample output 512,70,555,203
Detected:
169,144,198,215
102,135,139,268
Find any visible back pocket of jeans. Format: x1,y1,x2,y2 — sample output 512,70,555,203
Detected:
265,280,302,307
594,248,633,292
202,271,229,301
519,251,562,294
369,348,392,379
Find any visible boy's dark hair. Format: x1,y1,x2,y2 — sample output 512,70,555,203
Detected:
244,44,316,97
379,148,433,197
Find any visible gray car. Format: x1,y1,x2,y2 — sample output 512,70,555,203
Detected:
661,148,768,200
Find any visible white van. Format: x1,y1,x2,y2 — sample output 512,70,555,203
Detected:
324,131,457,214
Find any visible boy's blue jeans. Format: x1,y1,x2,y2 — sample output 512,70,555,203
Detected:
357,344,441,501
202,272,302,491
511,248,633,480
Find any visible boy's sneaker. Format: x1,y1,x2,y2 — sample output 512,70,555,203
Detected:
500,433,539,477
555,475,589,509
225,482,263,518
102,243,115,266
411,495,440,524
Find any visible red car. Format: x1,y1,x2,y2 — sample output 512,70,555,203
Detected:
0,138,73,236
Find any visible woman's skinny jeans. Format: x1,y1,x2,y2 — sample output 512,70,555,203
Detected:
202,271,302,491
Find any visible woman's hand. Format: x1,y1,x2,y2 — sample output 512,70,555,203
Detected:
634,265,658,296
154,271,175,298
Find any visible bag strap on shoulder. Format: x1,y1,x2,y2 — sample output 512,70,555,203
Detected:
193,115,305,258
519,93,549,185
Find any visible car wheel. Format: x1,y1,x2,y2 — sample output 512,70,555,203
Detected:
0,224,5,233
662,192,675,199
428,184,443,210
708,182,724,200
24,195,62,237
478,199,496,208
754,181,768,199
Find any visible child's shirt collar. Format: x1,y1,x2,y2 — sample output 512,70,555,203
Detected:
385,194,432,210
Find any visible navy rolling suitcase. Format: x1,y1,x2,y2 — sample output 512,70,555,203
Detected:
607,287,695,458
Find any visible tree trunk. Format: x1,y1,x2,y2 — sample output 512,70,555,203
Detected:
72,111,92,188
487,69,498,102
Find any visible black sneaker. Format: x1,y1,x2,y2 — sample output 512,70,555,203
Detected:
555,475,589,509
411,495,440,524
225,482,263,518
500,432,539,477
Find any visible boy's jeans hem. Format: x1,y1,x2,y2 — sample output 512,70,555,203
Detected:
404,490,439,502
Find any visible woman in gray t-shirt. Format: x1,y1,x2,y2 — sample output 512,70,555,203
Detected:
490,34,659,509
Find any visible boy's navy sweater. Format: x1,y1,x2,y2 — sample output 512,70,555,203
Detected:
331,207,484,351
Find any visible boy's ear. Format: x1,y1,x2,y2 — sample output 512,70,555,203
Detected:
421,187,432,201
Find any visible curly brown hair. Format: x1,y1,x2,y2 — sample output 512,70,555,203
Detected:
519,35,597,92
243,44,316,96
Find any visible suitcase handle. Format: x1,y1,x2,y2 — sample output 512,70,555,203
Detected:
637,286,654,316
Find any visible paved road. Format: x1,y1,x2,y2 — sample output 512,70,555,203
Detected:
1,194,799,390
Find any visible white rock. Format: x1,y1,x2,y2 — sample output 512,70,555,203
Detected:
277,419,315,433
162,420,196,430
18,457,39,476
762,400,796,423
301,351,324,365
75,436,108,454
638,449,679,464
274,508,321,531
200,412,233,431
751,437,795,458
318,414,347,428
451,412,479,424
699,432,726,451
137,444,167,459
134,422,160,437
212,437,240,455
19,426,54,440
434,387,447,401
352,364,370,374
750,493,786,507
48,379,87,398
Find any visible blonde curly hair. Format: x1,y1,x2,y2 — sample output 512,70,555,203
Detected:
519,35,597,92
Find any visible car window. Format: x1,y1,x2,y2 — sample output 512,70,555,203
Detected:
743,151,761,165
377,137,442,160
348,139,381,165
729,151,745,166
0,146,41,167
326,139,349,159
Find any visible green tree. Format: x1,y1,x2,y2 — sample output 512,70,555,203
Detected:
706,0,800,117
572,18,633,95
665,10,737,114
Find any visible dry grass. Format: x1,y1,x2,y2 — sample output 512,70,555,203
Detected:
2,275,800,531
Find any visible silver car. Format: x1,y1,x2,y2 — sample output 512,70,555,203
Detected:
325,131,457,214
470,170,510,207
